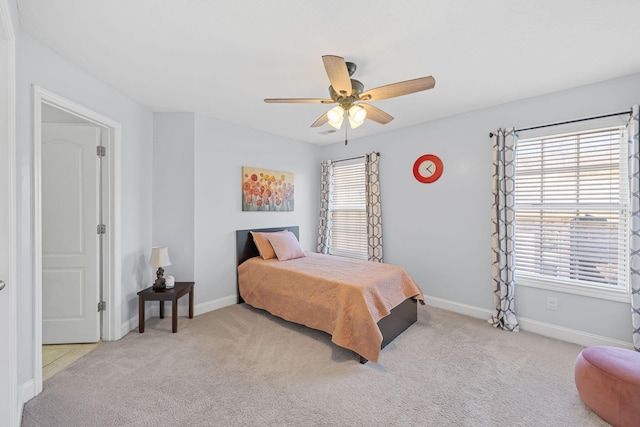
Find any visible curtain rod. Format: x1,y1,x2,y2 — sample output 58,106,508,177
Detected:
332,152,381,164
489,109,632,138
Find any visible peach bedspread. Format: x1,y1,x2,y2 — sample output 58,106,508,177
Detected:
237,252,425,362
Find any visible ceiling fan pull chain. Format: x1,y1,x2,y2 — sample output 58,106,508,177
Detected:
344,121,348,145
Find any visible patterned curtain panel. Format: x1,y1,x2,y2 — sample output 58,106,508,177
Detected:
316,160,333,254
365,152,383,263
628,105,640,351
489,128,520,331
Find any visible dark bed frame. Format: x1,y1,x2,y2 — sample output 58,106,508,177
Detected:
235,226,417,363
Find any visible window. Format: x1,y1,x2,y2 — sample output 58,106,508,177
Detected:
514,126,629,293
329,161,368,260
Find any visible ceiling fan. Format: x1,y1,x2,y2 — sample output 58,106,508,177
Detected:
264,55,436,131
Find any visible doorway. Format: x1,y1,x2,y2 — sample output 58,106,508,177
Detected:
33,86,122,396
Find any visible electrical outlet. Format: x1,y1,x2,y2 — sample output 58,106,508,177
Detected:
546,297,558,311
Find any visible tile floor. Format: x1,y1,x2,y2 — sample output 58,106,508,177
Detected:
42,342,101,381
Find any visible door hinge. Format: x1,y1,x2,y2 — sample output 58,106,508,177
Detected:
98,301,106,312
97,146,106,157
97,224,106,234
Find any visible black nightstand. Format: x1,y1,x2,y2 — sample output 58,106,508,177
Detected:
137,281,194,333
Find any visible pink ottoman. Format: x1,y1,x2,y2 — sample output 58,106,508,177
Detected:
574,346,640,427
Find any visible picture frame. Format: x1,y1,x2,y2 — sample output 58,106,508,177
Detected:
242,166,294,211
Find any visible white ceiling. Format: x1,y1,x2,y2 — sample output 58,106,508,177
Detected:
17,0,640,145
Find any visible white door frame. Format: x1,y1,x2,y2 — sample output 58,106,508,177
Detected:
33,86,121,395
0,0,17,424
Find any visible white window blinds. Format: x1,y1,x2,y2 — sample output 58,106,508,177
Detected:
330,162,368,260
515,126,629,290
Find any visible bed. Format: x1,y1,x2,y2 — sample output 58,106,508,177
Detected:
236,226,425,363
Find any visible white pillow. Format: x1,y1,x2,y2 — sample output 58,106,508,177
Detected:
265,231,306,261
250,230,287,260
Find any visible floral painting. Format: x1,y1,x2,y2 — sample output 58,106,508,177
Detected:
242,166,294,211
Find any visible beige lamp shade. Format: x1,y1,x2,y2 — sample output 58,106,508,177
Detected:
327,105,344,130
149,246,171,268
348,105,367,129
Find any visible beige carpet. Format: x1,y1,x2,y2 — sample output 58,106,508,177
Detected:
21,304,608,426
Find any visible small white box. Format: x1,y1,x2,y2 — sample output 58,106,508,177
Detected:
165,275,175,288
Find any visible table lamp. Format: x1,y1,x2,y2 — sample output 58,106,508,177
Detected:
149,246,171,291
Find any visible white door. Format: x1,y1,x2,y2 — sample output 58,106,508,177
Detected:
42,123,101,344
0,0,17,424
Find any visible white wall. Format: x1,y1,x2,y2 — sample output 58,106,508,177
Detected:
152,113,195,282
320,73,640,347
193,114,321,308
151,112,321,312
14,24,154,390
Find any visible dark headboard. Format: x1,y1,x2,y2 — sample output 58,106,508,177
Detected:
235,226,299,303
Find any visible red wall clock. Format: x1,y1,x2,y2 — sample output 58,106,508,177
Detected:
413,154,443,183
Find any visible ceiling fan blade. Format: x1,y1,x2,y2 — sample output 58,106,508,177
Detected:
310,112,329,128
264,98,333,104
360,103,394,124
322,55,352,96
360,76,435,101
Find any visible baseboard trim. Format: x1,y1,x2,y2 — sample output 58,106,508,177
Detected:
516,316,633,349
119,294,237,337
425,295,493,320
18,379,34,421
424,294,633,350
194,294,237,315
115,291,634,350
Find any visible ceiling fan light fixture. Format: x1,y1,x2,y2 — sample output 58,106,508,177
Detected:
348,105,367,129
327,106,344,129
264,55,435,131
